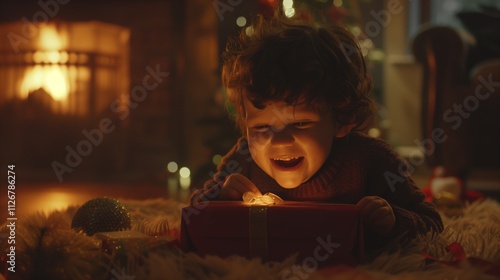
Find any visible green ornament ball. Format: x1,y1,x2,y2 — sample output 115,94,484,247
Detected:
71,197,131,236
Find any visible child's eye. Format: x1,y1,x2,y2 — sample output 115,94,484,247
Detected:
252,125,270,132
293,122,312,129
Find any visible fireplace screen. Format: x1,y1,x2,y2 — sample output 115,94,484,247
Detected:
0,21,129,116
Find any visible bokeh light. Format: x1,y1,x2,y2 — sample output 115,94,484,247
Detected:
179,167,191,179
167,161,178,173
236,16,247,27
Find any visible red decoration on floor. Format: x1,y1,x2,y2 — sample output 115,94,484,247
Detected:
422,166,484,204
422,242,500,277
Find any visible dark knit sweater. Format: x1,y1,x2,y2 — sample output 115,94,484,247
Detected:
191,132,444,250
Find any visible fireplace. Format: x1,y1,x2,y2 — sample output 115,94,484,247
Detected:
0,21,129,116
0,0,221,185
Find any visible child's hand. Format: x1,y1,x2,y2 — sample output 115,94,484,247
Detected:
219,174,262,200
356,196,395,236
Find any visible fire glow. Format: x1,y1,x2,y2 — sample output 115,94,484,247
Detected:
20,24,70,103
0,20,130,116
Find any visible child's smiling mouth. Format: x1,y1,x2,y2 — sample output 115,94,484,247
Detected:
271,156,304,170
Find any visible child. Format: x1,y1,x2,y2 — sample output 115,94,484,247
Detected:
190,14,443,250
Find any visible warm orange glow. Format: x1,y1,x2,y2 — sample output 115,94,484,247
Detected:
28,191,85,215
20,24,70,103
21,65,69,101
0,20,130,116
39,24,67,50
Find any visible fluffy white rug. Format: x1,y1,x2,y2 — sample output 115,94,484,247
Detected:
1,197,500,280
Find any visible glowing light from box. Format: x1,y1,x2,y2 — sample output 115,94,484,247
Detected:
283,0,293,9
167,161,178,173
334,0,343,7
283,0,295,18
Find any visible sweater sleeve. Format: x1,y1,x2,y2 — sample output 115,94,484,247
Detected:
190,137,253,205
364,138,444,248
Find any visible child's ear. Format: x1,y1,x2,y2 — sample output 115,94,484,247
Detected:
335,124,354,138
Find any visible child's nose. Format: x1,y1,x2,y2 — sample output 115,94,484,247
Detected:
270,128,294,147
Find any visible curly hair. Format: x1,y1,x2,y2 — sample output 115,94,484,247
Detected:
222,14,376,134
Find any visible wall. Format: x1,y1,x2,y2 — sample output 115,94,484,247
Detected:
383,0,423,151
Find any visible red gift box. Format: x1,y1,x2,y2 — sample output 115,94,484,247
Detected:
180,201,363,267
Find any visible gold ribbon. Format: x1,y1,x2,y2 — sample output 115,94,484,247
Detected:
243,192,284,261
249,205,268,260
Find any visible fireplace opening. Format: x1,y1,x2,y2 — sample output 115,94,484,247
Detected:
0,20,130,179
0,21,130,116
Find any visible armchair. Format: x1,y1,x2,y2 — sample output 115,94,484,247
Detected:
412,22,500,184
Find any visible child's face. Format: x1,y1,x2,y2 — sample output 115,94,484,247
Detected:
244,96,342,189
